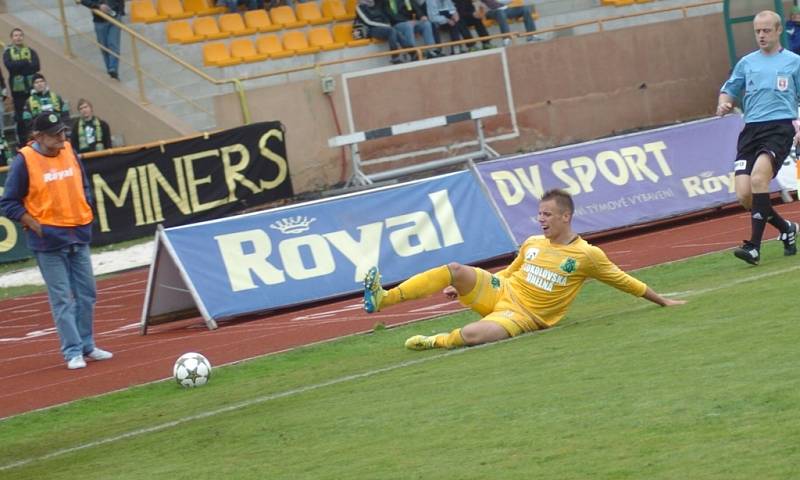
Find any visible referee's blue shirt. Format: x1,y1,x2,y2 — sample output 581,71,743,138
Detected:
721,48,800,123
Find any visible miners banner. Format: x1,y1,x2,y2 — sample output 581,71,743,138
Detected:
87,121,292,245
0,121,292,263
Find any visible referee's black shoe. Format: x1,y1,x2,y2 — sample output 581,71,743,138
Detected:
733,241,760,265
780,221,798,256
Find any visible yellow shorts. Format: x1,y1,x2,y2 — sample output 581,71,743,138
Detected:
458,268,543,337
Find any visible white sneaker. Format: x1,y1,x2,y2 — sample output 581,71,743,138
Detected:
87,348,113,361
67,356,87,369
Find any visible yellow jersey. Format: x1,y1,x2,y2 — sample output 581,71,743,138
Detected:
496,235,647,327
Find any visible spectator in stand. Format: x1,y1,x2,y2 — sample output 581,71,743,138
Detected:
785,6,800,55
425,0,463,53
356,0,408,64
3,28,40,142
21,73,70,142
385,0,438,59
71,99,112,154
453,0,492,51
79,0,125,80
218,0,264,12
0,63,7,148
480,0,538,45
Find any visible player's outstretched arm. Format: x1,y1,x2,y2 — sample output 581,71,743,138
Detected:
642,287,686,307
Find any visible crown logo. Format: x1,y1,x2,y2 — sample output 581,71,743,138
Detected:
270,216,315,234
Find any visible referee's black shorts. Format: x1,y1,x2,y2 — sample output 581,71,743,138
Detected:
734,119,795,177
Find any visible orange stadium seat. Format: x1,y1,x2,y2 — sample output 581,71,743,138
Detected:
282,30,320,55
270,5,307,29
244,9,281,32
203,42,241,66
194,16,231,40
166,20,202,43
130,0,168,23
296,2,331,25
256,34,294,59
332,23,370,47
157,0,193,19
219,13,258,36
322,0,354,21
345,0,357,16
183,0,226,16
230,38,269,62
308,27,344,50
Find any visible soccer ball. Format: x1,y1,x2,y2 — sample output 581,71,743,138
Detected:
173,352,212,388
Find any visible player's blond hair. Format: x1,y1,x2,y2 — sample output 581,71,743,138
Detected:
754,10,782,30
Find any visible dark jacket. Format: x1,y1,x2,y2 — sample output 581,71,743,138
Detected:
80,0,126,22
2,45,40,98
787,20,800,55
384,0,427,24
356,2,394,28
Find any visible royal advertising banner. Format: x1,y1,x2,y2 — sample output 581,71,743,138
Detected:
474,115,783,244
147,171,517,322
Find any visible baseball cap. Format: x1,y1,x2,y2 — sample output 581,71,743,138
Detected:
33,113,66,135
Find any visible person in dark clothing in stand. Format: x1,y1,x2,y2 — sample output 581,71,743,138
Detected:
453,0,492,51
79,0,125,79
3,28,40,142
385,0,438,58
356,0,408,64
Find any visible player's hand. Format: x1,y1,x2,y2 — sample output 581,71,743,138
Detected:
662,298,686,306
716,102,733,116
443,285,459,300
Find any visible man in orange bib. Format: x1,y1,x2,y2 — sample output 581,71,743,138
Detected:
1,113,113,370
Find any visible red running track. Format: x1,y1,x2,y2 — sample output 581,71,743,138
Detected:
1,203,798,419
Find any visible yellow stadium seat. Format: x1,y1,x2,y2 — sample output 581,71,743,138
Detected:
157,0,193,19
322,0,354,21
256,34,294,59
202,42,242,66
270,5,307,29
231,38,269,63
282,30,320,55
344,0,357,16
296,2,331,25
166,20,202,43
219,13,258,36
130,0,168,23
194,16,231,40
308,27,344,51
332,23,370,47
183,0,226,16
244,9,281,32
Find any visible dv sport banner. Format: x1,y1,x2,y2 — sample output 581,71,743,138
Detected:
475,115,788,245
143,171,517,324
86,121,292,245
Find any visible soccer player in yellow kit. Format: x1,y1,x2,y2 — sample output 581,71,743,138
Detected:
362,189,686,350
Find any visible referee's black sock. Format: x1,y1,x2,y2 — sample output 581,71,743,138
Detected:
750,193,771,249
767,206,789,233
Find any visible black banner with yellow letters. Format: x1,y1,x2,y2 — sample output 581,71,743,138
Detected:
87,121,292,245
0,121,292,263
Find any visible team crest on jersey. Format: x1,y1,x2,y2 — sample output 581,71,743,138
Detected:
560,257,577,274
524,247,540,261
777,76,789,91
490,275,501,289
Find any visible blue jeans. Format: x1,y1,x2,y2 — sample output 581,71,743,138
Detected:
94,21,121,75
220,0,262,11
394,20,435,48
487,6,535,34
369,25,402,51
35,244,97,361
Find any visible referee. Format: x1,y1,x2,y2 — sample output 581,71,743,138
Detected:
718,10,800,265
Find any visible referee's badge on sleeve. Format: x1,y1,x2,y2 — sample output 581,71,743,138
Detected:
734,159,748,171
777,76,789,91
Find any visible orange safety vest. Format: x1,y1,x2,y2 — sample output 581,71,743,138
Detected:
21,142,94,227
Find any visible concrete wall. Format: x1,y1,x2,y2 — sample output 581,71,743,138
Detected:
0,13,195,146
215,13,730,194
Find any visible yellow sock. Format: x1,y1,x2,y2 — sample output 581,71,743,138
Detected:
434,328,465,349
382,265,452,308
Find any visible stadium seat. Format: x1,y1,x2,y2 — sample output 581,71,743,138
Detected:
332,23,370,47
130,0,168,23
230,38,269,62
166,20,202,43
183,0,226,16
322,0,354,21
344,0,357,16
219,13,258,36
157,0,193,19
308,27,345,50
202,42,241,66
194,16,231,40
256,34,294,59
296,2,332,25
270,5,307,29
244,9,281,32
282,30,320,55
